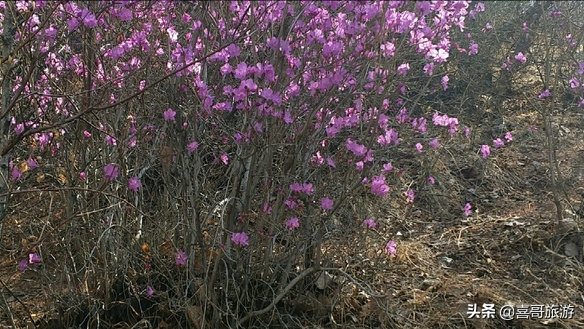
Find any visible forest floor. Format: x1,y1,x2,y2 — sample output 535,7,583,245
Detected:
308,94,584,329
2,95,584,329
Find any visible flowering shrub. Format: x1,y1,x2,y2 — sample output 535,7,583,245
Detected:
10,1,569,327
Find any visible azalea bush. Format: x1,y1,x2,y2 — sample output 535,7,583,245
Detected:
0,0,518,327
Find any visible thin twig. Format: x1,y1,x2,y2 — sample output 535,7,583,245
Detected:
237,266,317,326
0,278,36,328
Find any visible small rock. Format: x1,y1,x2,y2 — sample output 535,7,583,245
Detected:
565,242,579,258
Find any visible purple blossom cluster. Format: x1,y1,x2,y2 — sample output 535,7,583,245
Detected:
4,0,525,274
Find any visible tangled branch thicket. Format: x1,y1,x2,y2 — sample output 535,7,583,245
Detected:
4,1,584,328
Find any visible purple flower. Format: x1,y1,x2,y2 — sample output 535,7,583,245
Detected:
414,117,427,133
432,112,450,126
118,7,132,21
423,62,434,75
504,132,513,142
385,241,397,257
220,63,233,76
29,253,41,264
381,41,395,57
15,123,24,135
469,42,478,55
441,75,449,91
146,285,154,298
550,11,562,18
371,175,390,197
346,140,368,157
397,63,409,76
163,108,176,122
464,203,472,216
104,164,119,181
428,176,436,185
234,62,248,80
81,8,98,28
406,189,415,204
363,219,377,229
429,47,449,63
378,129,399,146
11,168,22,181
18,259,28,272
283,111,293,124
187,141,199,153
262,202,272,214
320,197,333,211
480,145,490,159
415,143,423,153
67,17,80,32
27,158,39,170
396,108,410,124
286,217,300,231
106,135,117,146
493,138,504,148
231,232,249,246
128,177,141,192
326,157,336,168
240,78,257,92
429,138,440,149
514,52,526,64
538,89,551,99
290,183,302,192
220,153,229,165
175,250,188,266
284,198,298,209
213,102,232,113
290,182,313,195
226,43,240,57
447,118,459,136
